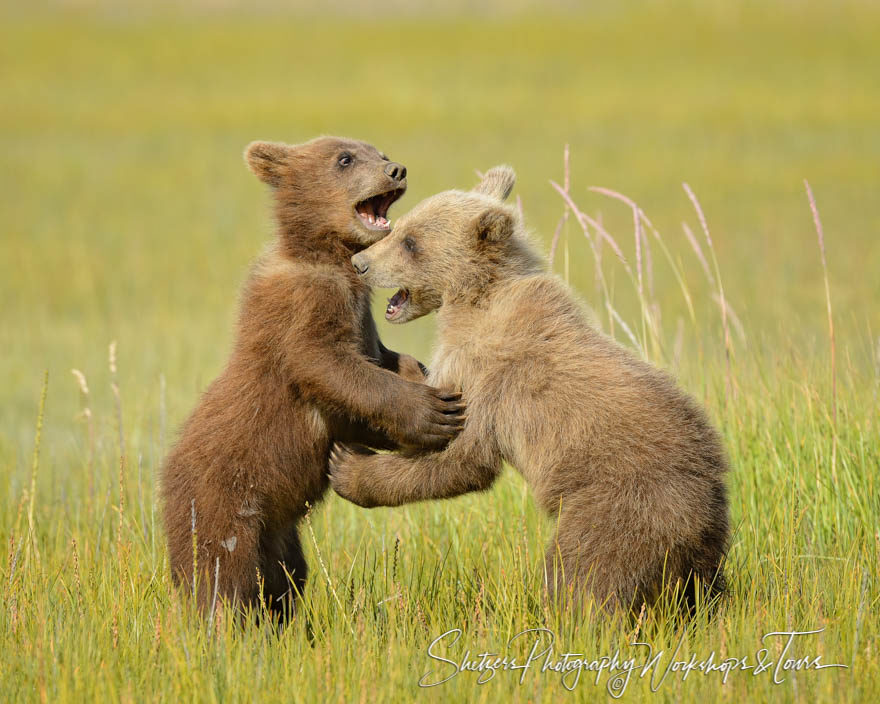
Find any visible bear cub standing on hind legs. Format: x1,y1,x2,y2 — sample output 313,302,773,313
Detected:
329,166,730,613
161,137,465,620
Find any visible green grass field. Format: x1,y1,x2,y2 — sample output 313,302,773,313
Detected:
1,1,878,701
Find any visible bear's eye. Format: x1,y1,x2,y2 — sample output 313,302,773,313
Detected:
338,153,353,167
403,237,416,254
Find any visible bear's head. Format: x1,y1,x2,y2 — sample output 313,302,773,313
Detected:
351,165,542,323
245,136,407,251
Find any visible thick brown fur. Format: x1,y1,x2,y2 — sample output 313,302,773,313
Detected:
160,137,464,620
329,166,730,613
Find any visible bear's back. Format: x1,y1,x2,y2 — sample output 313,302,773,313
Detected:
471,273,725,500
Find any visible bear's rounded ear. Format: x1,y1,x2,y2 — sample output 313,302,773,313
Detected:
473,165,516,202
244,141,290,187
474,206,515,243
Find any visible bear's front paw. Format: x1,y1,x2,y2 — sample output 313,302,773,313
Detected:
395,385,466,450
328,443,376,508
397,353,429,383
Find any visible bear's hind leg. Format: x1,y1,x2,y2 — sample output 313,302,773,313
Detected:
543,535,637,614
260,524,308,623
543,497,668,615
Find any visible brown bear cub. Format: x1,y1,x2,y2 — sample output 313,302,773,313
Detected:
329,166,730,613
161,137,465,620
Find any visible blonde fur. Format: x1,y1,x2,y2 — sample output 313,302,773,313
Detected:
330,166,729,612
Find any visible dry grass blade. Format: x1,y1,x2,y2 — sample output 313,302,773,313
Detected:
636,211,697,327
682,222,715,286
304,504,355,637
25,371,49,569
608,306,641,350
548,144,571,272
208,556,220,635
683,221,750,348
589,186,645,296
72,369,97,498
589,186,674,358
109,340,125,461
549,181,630,270
549,213,566,266
549,179,654,357
712,294,746,344
804,179,836,426
683,183,734,401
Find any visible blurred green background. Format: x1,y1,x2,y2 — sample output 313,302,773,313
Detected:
1,0,878,490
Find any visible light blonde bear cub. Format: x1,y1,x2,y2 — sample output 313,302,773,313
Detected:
329,166,730,612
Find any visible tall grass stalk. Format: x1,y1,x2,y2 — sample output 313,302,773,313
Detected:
683,183,734,402
804,179,837,427
71,369,95,497
109,340,125,461
549,180,648,356
25,371,48,569
548,144,570,274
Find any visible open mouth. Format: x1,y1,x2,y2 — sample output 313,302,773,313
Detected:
385,288,409,321
355,188,405,231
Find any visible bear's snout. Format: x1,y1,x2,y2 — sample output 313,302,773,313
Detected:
351,253,370,276
383,162,407,182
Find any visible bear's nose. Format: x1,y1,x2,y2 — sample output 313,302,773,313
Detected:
384,162,407,182
351,254,369,276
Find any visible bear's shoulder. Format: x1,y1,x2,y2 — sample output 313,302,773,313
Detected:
236,245,363,337
493,273,571,313
490,273,602,343
247,246,356,299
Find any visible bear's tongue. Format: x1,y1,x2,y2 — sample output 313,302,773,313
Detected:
385,289,409,320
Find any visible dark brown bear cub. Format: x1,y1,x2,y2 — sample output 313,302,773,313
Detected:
161,137,465,620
